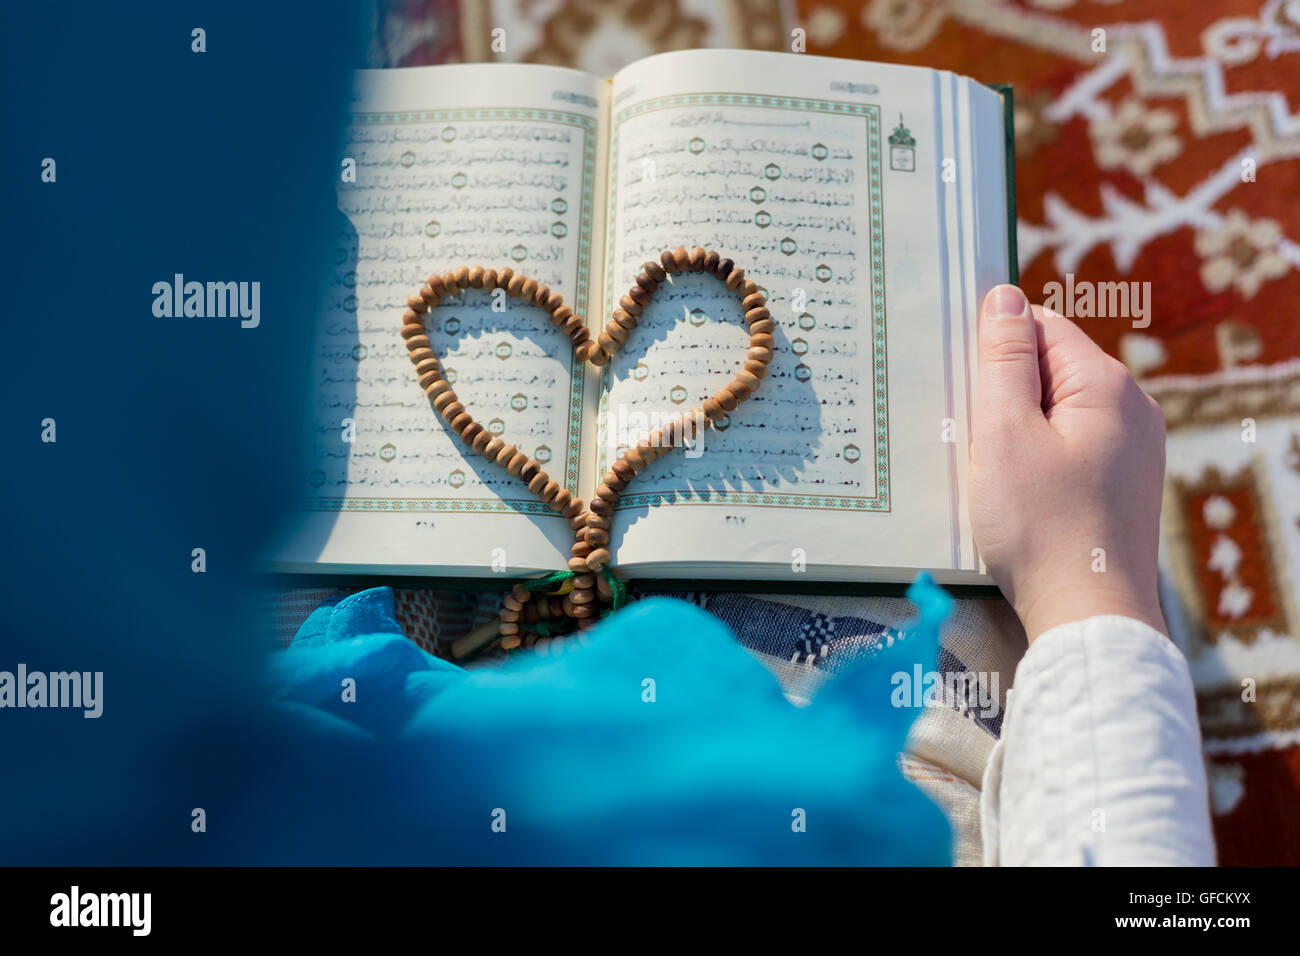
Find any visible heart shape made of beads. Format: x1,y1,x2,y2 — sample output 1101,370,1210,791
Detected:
399,246,774,650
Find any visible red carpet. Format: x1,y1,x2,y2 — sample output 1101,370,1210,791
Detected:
378,0,1300,865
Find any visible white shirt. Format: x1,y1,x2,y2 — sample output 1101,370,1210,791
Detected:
981,615,1216,866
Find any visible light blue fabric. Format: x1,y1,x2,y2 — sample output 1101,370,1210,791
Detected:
269,575,954,865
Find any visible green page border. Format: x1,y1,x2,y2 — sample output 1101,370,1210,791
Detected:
598,93,891,513
305,107,597,516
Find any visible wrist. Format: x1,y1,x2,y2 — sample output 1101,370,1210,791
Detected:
1016,580,1166,644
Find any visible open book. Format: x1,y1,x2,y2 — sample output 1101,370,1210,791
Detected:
271,50,1014,589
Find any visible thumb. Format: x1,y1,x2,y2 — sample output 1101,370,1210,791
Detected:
977,284,1042,420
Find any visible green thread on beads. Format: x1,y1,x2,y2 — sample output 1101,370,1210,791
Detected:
522,570,576,593
513,568,627,646
600,566,628,613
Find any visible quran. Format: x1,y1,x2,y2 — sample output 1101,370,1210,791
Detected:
271,50,1016,589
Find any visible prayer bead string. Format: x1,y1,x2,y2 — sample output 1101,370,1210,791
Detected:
401,248,772,656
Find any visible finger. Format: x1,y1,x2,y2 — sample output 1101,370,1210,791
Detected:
1033,303,1107,368
977,284,1043,423
1031,304,1118,413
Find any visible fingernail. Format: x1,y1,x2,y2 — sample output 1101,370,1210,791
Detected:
985,284,1027,320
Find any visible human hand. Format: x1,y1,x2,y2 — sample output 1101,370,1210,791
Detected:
968,284,1168,643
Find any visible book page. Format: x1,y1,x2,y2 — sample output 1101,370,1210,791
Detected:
599,50,1007,580
272,64,609,575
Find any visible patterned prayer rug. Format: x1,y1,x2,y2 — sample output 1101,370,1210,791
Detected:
348,0,1300,865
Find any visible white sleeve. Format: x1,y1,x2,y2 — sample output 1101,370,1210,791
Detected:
980,615,1215,866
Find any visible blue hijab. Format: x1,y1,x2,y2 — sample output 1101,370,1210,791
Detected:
269,575,953,865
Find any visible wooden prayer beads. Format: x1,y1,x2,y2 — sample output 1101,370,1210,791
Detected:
402,249,774,657
399,265,587,529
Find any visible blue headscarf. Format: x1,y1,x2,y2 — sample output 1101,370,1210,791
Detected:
269,574,953,865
